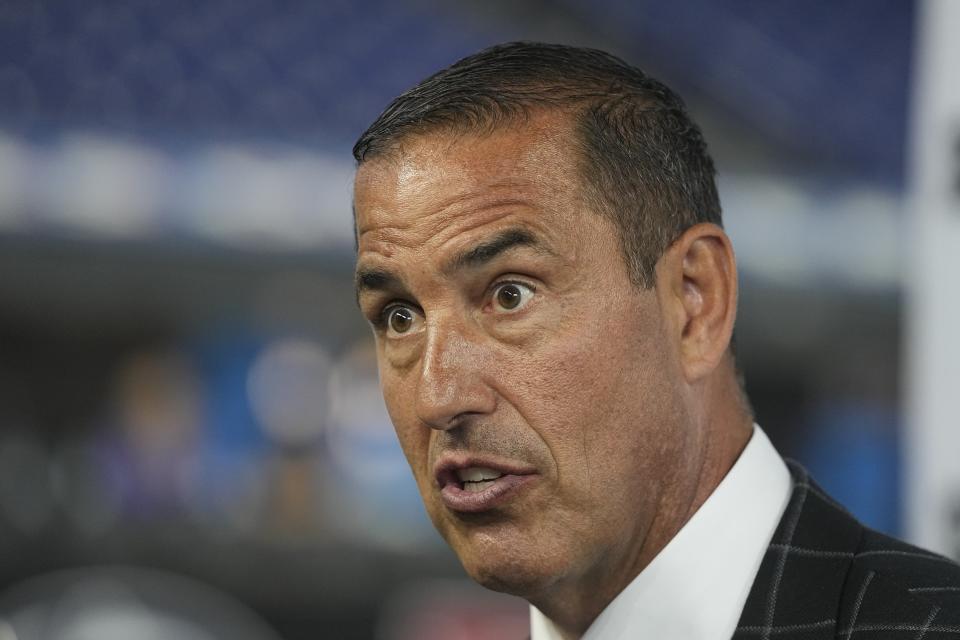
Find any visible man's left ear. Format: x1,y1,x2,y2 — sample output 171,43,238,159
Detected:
655,223,738,383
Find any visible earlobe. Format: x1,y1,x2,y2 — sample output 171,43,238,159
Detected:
659,223,738,383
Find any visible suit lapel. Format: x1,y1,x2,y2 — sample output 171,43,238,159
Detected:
733,463,862,639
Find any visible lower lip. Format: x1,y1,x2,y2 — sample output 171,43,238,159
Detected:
440,474,538,513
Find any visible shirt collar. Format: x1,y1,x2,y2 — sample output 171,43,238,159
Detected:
530,425,792,640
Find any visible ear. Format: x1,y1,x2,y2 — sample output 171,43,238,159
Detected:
655,223,738,384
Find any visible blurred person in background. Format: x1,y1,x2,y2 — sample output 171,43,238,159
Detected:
101,348,204,522
351,42,960,640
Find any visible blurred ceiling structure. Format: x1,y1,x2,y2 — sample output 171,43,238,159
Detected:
0,0,914,185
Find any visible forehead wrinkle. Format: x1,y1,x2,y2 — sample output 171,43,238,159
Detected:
355,178,537,238
357,194,546,266
423,193,543,251
441,227,556,276
355,119,587,288
355,208,561,309
355,122,579,245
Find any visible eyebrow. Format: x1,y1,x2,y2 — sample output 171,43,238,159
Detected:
354,227,548,303
354,266,404,304
443,228,544,274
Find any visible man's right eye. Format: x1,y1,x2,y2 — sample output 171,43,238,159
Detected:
382,305,423,338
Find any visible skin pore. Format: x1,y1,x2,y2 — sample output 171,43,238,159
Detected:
353,111,753,639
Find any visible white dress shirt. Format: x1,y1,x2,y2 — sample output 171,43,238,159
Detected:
530,425,792,640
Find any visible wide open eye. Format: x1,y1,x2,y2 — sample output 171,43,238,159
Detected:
384,305,423,338
491,282,535,313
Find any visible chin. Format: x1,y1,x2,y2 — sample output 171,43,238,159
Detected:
452,529,570,598
462,555,550,596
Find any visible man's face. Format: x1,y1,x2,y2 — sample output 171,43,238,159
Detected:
353,115,697,598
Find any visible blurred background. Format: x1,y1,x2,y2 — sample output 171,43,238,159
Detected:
0,1,957,638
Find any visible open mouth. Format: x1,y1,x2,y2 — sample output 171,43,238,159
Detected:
458,466,505,492
435,461,538,513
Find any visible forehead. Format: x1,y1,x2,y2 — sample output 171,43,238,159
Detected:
353,114,585,248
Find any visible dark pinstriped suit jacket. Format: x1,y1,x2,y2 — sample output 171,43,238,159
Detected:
734,462,960,639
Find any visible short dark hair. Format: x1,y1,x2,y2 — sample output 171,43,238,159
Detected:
353,41,722,288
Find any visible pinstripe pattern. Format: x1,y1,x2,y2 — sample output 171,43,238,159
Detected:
915,605,942,640
734,463,960,639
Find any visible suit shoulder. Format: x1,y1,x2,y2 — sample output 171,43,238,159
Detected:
828,525,960,638
853,527,960,609
787,464,960,634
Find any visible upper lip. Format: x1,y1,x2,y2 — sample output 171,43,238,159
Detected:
433,454,537,488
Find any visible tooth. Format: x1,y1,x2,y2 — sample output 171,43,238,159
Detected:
457,467,503,482
464,480,495,492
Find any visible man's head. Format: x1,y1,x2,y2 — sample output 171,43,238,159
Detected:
353,41,722,289
352,42,752,628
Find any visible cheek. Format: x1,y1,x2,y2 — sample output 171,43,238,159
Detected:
380,369,432,485
505,297,682,490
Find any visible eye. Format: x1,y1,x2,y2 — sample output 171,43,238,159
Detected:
383,304,424,338
491,282,535,313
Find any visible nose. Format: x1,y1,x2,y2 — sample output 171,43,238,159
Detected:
415,319,497,430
